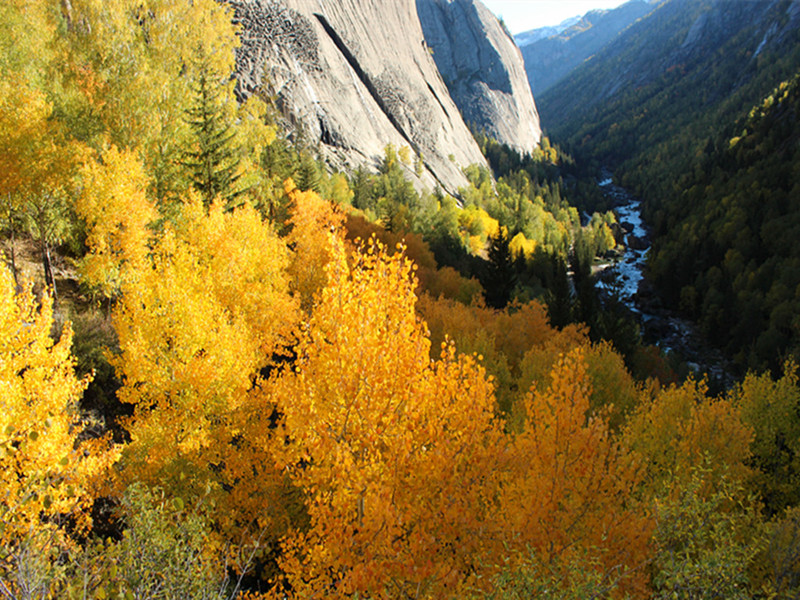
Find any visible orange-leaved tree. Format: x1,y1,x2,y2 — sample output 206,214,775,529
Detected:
266,235,507,598
518,337,640,431
417,295,558,419
498,349,653,597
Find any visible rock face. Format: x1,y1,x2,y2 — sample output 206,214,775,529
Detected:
416,0,541,156
225,0,491,195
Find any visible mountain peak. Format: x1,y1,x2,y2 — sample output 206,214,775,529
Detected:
518,0,654,95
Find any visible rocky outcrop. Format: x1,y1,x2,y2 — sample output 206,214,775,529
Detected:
225,0,490,195
416,0,541,156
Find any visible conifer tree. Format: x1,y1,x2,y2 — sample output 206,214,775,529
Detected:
295,152,322,193
182,63,242,207
484,227,516,309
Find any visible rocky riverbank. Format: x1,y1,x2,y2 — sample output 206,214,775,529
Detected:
596,175,736,389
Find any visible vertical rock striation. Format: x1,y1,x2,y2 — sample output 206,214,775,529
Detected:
226,0,490,195
416,0,541,156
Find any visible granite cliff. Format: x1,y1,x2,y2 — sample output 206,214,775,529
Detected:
416,0,541,156
226,0,500,195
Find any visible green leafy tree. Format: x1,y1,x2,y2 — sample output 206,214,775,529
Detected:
475,548,630,600
651,466,764,600
61,483,267,600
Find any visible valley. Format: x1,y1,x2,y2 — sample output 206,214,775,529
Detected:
3,0,800,597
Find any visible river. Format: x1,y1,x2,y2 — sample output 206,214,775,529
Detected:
594,175,736,388
596,176,648,309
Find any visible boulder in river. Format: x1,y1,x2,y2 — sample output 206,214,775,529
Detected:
626,234,649,251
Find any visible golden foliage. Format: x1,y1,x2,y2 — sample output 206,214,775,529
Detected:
77,145,157,292
346,212,482,303
509,231,536,258
418,295,561,417
623,378,754,495
500,350,653,597
519,337,640,430
0,72,86,209
419,296,555,369
110,194,297,535
0,265,114,548
285,178,345,311
269,236,505,597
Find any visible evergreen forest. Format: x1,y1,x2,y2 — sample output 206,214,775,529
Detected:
540,0,800,373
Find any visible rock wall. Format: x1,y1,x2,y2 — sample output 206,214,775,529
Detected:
416,0,541,156
226,0,490,195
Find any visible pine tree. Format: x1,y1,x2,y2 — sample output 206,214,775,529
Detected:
295,152,322,193
182,64,241,207
484,227,516,309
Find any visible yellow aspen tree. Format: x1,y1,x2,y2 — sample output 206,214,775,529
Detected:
0,75,51,284
61,0,242,196
0,1,58,80
623,378,754,495
0,73,86,294
417,295,568,420
284,178,345,311
732,361,800,514
76,144,157,293
499,349,653,598
518,338,640,431
0,264,116,594
268,236,506,598
110,193,297,538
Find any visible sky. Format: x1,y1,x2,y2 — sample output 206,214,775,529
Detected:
480,0,632,35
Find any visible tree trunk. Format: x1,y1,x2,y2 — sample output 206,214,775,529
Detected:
41,237,57,304
61,0,73,31
1,196,18,287
9,220,18,289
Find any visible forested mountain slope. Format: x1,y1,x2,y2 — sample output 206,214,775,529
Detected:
540,0,800,166
518,0,654,95
648,74,800,370
538,0,800,370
